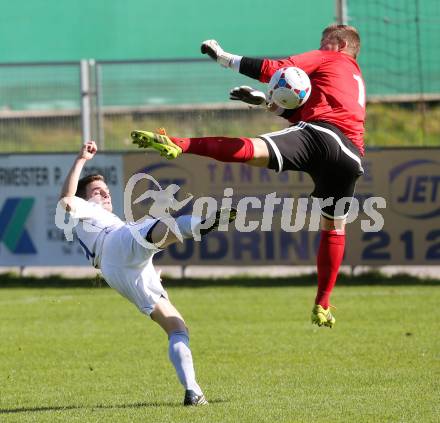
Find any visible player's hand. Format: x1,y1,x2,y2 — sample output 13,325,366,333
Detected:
229,86,267,106
201,39,232,67
201,39,221,61
78,141,97,161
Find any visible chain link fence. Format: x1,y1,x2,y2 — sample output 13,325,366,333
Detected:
0,59,287,153
0,62,82,152
1,56,439,153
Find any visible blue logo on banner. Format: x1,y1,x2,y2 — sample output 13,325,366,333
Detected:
389,159,440,219
0,198,37,254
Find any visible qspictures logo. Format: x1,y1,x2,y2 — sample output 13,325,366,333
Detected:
0,198,37,254
55,169,387,254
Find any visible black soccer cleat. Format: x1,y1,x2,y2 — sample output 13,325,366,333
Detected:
183,389,209,406
199,207,237,237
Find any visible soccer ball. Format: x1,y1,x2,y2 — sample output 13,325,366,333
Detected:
267,67,311,109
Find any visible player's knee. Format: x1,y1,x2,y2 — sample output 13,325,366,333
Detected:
251,138,270,159
146,221,180,248
320,215,346,231
151,299,187,335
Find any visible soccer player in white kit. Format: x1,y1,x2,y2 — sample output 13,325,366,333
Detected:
59,141,235,406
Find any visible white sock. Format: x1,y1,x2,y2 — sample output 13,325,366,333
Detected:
168,330,203,395
229,55,242,71
174,215,202,239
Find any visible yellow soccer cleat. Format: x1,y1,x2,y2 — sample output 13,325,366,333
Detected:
311,304,336,328
131,128,182,160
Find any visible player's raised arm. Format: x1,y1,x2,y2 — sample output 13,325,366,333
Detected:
200,40,243,70
59,141,97,210
201,39,274,82
201,39,267,78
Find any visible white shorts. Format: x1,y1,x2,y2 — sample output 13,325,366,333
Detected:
100,220,168,316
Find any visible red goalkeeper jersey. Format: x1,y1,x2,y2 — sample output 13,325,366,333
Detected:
259,50,366,155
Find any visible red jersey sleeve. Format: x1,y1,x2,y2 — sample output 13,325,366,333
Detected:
259,50,325,82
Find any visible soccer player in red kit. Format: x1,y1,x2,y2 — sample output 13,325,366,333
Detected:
131,25,366,328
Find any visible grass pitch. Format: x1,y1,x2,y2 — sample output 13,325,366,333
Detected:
0,275,439,422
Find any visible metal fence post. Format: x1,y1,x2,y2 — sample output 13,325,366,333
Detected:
95,63,105,150
335,0,348,25
80,59,92,144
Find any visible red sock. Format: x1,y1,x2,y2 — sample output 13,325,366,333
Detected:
315,230,345,308
170,136,254,163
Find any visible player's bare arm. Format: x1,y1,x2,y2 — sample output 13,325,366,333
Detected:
59,141,97,211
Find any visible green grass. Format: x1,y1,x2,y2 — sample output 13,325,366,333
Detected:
365,103,440,147
0,278,439,422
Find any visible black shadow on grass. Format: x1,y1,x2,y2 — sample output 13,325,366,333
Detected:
0,271,439,289
0,399,227,414
0,405,80,414
0,403,179,414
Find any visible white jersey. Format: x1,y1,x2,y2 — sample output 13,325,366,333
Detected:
68,197,167,315
69,197,124,268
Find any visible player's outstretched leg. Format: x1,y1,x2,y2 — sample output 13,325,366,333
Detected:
146,208,237,249
131,129,183,159
199,207,237,237
131,128,260,164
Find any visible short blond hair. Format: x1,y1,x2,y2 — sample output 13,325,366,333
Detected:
322,24,361,58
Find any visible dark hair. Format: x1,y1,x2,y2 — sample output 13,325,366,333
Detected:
76,174,105,199
322,24,361,58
